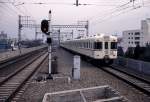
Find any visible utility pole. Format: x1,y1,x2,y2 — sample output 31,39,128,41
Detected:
86,20,89,37
18,15,22,42
58,29,60,46
18,15,22,54
18,15,36,54
71,30,74,40
78,20,89,37
35,26,38,40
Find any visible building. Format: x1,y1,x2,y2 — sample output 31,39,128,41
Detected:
0,31,7,40
141,18,150,45
122,29,141,51
121,18,150,52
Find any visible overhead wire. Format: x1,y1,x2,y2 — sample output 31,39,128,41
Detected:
0,0,23,29
0,1,18,16
1,0,149,31
91,5,132,23
88,1,132,21
92,5,142,26
0,0,132,7
90,0,146,26
0,3,18,24
0,0,36,37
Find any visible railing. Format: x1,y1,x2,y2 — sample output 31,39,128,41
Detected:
114,56,150,75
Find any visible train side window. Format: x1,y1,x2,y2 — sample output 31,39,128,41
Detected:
91,42,94,49
94,42,102,49
98,42,102,49
90,43,91,49
105,42,108,49
89,42,91,48
111,42,117,49
86,42,88,48
88,42,90,48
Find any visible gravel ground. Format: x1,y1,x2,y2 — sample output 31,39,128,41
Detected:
18,47,150,102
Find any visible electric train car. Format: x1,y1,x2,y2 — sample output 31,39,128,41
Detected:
60,34,117,65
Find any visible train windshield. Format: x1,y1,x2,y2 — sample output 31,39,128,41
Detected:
111,42,117,49
94,42,102,49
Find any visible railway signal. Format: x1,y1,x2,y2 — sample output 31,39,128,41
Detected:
41,10,53,79
41,20,49,34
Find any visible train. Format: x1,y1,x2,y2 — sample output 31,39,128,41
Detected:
60,34,117,65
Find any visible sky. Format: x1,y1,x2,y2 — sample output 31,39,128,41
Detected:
0,0,150,40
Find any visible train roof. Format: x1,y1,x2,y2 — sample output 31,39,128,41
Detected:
64,34,117,42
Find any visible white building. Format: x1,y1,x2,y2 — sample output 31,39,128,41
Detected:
141,18,150,45
122,29,141,51
121,18,150,52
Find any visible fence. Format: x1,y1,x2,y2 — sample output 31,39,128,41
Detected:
114,56,150,75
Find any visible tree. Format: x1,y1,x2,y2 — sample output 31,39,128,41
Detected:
125,47,134,58
141,44,150,62
117,47,124,56
134,44,141,59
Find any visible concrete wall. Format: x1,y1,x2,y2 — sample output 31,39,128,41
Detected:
114,57,150,75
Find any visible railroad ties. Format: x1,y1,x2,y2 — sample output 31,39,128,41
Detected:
102,66,150,96
0,50,47,101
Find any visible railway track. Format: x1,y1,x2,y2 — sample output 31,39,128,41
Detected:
0,47,47,70
100,65,150,96
0,50,48,102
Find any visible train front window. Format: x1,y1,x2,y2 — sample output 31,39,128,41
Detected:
111,42,117,49
94,42,102,49
105,42,108,49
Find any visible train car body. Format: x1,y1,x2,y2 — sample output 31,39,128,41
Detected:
60,34,117,65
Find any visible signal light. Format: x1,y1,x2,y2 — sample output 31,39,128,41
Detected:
47,37,52,44
41,20,49,34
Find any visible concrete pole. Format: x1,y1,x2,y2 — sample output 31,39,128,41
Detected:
48,10,52,74
73,55,80,79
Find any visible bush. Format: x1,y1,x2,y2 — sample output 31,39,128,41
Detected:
140,45,150,62
125,47,134,58
117,47,124,56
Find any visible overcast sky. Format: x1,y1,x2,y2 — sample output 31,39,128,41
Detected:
0,0,150,39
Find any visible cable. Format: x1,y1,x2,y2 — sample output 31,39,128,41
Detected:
91,5,142,26
0,3,18,17
88,1,132,21
0,1,132,7
22,5,35,21
90,0,145,25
